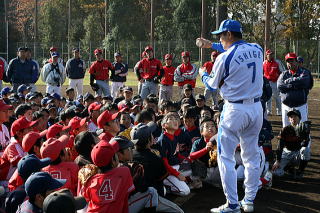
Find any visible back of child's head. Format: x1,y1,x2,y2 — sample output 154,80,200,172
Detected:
183,107,197,119
103,103,118,113
15,104,32,117
159,100,176,113
135,109,153,124
32,111,43,121
74,131,96,159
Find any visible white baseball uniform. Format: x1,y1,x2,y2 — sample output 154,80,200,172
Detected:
201,40,263,205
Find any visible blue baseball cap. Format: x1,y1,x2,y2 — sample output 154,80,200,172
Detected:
297,56,304,63
51,52,60,57
17,84,28,94
211,19,242,35
25,172,66,198
51,93,61,100
18,154,51,180
1,87,12,96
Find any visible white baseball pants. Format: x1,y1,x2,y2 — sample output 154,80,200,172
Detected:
159,85,173,102
217,101,263,205
111,81,124,98
46,84,61,95
266,81,281,114
163,165,191,196
281,103,308,127
69,78,84,96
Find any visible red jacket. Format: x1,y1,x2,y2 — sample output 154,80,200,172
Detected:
263,60,280,82
175,63,198,88
161,66,175,86
202,61,214,75
137,58,162,80
89,60,114,80
0,57,7,80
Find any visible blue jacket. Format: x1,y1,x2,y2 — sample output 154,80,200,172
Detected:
277,67,312,107
110,62,128,82
6,57,35,84
65,58,86,79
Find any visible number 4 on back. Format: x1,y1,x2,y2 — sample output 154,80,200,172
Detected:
99,179,114,200
247,62,256,83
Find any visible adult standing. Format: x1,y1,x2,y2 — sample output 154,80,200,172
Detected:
174,51,198,96
65,48,86,97
263,49,282,116
0,56,8,90
6,47,35,92
110,52,128,98
277,53,312,127
41,52,66,95
202,51,220,108
89,48,114,97
198,19,263,213
136,46,163,100
25,47,40,92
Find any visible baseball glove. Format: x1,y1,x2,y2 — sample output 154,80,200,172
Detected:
279,125,298,142
78,164,99,185
208,145,218,167
90,83,99,92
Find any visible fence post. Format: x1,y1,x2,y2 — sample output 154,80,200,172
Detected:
318,40,320,78
89,41,92,65
126,41,129,65
62,42,64,61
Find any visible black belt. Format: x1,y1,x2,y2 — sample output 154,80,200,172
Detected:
144,78,153,82
228,97,260,104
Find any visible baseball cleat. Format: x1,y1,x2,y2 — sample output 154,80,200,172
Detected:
240,199,254,212
210,203,240,213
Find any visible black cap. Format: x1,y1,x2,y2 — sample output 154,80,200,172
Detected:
287,109,301,119
183,84,193,90
17,47,26,52
66,87,74,93
110,136,134,151
43,188,87,213
195,94,205,101
123,86,133,92
83,92,94,102
114,52,122,57
72,47,80,52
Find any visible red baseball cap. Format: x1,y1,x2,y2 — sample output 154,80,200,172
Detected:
144,45,153,52
46,124,71,139
40,135,69,161
285,53,297,61
49,47,57,52
88,102,102,113
265,49,273,55
0,99,12,111
165,54,173,60
11,117,38,136
94,49,103,55
22,130,47,152
211,51,220,57
68,117,87,131
97,110,119,129
181,51,190,57
91,140,117,167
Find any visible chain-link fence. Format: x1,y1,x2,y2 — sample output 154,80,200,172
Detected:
4,39,319,78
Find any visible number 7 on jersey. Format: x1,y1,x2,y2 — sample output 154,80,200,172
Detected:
247,62,256,83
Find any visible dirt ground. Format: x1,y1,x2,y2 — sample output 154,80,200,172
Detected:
42,85,320,213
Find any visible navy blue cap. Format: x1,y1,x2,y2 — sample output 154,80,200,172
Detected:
25,172,66,198
51,93,61,100
51,52,60,57
297,56,303,63
211,19,242,35
41,97,51,105
17,84,28,94
83,92,94,102
72,47,79,52
17,47,26,52
18,154,51,180
1,87,12,96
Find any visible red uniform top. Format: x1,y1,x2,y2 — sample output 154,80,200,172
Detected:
176,63,197,88
263,60,280,82
42,162,79,195
202,61,214,75
0,58,6,80
89,60,114,80
137,58,162,80
98,132,114,142
161,66,175,86
8,170,24,191
0,140,26,180
80,167,135,213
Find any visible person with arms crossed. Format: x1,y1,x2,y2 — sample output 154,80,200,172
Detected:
197,19,263,213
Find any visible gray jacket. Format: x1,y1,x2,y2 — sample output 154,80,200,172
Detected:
41,62,66,86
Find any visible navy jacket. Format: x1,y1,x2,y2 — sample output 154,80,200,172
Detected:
65,58,86,79
277,67,312,108
110,62,128,82
7,57,35,84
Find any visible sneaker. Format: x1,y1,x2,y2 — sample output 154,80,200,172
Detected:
188,179,203,189
210,203,240,213
240,199,254,212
